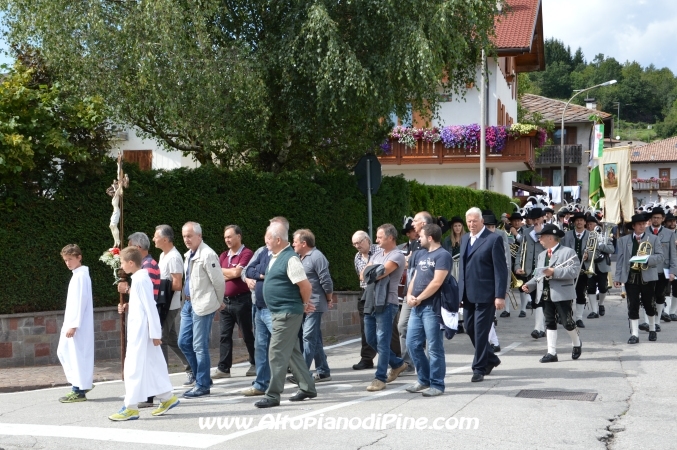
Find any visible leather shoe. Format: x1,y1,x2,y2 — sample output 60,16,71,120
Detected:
572,340,582,360
254,398,280,408
587,312,599,319
485,360,501,375
656,324,662,332
352,360,374,370
289,390,317,402
639,322,649,332
526,301,533,309
286,375,298,385
490,344,501,353
531,330,540,339
471,373,484,382
649,331,657,341
661,312,671,322
183,387,210,398
457,322,465,334
518,311,526,318
500,311,510,318
576,320,585,328
538,331,546,338
539,353,558,363
599,305,605,316
670,314,677,321
627,335,639,344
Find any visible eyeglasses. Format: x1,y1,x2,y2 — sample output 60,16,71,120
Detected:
352,237,366,247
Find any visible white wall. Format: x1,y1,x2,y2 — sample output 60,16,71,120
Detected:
110,127,200,170
632,163,677,180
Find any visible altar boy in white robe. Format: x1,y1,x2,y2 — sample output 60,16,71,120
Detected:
109,247,179,421
57,244,94,403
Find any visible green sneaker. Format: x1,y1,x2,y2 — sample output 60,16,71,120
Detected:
59,392,86,403
108,406,140,421
151,395,180,416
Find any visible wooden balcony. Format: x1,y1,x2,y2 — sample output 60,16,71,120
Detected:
379,136,536,171
535,145,583,166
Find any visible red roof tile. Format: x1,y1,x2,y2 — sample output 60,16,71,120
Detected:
495,0,541,50
631,136,677,163
521,93,612,123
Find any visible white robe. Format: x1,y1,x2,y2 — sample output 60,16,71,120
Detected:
57,266,94,389
123,269,173,405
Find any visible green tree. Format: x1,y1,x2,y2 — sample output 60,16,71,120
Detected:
1,0,502,172
0,51,111,206
655,98,677,139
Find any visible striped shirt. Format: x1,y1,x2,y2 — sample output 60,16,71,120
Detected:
142,254,161,301
354,244,382,289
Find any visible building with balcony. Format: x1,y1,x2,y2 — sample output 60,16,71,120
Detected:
630,136,677,207
520,93,614,203
379,0,545,197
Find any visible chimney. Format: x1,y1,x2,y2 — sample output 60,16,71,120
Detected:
585,98,597,110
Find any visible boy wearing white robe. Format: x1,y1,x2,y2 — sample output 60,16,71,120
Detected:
57,244,95,403
109,247,179,421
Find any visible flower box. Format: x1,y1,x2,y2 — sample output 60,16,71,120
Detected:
649,181,660,190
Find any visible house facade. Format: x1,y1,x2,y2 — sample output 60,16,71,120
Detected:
630,136,677,207
520,93,614,203
379,0,545,198
109,127,200,171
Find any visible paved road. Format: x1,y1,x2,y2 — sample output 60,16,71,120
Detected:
0,294,674,450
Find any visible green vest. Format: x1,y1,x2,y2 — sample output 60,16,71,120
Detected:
263,246,304,314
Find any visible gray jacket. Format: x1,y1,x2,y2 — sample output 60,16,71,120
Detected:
524,245,578,303
648,227,677,274
362,264,388,314
514,226,545,276
585,237,615,273
614,233,665,283
300,248,334,312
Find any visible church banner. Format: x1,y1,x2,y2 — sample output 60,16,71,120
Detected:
599,146,633,224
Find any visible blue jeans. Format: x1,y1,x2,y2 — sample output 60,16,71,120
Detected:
178,301,215,390
365,303,404,382
303,312,330,376
406,304,446,392
252,306,273,392
72,386,85,395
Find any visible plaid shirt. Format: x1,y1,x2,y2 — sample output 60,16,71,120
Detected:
354,244,383,289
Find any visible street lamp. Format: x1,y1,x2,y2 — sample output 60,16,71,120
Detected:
560,80,617,204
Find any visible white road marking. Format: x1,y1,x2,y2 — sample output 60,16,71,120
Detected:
0,423,229,449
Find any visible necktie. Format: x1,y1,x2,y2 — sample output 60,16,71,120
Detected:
547,248,552,258
654,228,659,235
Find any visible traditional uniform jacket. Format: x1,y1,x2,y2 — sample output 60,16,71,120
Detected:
524,245,578,303
561,229,591,272
614,233,664,283
648,226,677,276
585,235,616,273
514,226,545,276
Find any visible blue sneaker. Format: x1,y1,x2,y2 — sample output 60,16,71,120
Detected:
183,387,210,398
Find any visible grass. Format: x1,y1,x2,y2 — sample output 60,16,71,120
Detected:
615,120,658,143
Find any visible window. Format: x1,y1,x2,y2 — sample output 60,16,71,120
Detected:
123,150,153,171
659,168,670,180
631,170,637,180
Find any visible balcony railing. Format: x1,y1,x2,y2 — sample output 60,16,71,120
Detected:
633,180,677,190
379,136,536,170
535,145,583,165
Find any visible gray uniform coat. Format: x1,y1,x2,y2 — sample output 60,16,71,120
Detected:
524,245,579,303
513,226,545,276
648,227,677,275
614,233,664,283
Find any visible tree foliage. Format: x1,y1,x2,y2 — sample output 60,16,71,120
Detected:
0,48,111,207
521,38,677,133
0,0,502,171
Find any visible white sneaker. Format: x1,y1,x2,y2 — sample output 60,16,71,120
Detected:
211,368,231,379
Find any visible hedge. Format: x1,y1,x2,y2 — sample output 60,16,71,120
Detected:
1,160,513,314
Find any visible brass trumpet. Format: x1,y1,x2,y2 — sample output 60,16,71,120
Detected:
631,241,653,271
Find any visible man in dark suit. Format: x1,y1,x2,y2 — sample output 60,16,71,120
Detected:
458,207,509,382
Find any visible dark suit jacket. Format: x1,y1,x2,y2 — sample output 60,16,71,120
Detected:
458,228,509,303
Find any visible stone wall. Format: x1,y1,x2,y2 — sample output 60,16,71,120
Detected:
0,291,361,368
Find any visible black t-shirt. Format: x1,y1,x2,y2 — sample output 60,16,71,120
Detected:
411,247,452,305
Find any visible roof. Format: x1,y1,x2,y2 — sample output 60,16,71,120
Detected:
512,182,545,195
492,0,545,73
521,94,613,123
631,137,677,163
495,0,541,50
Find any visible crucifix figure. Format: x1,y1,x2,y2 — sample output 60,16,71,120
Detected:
106,153,129,248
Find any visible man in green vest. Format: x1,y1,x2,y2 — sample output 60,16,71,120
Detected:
254,222,317,408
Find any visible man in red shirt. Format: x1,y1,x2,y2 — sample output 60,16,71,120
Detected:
212,225,256,378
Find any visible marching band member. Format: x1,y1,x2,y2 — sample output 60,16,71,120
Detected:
544,207,555,225
643,207,677,328
506,212,526,317
522,224,581,362
664,212,677,321
584,216,615,319
561,212,590,328
514,208,546,338
614,214,664,344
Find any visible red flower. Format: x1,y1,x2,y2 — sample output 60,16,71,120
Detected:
111,248,120,255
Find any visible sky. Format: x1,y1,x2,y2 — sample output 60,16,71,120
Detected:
542,0,677,74
1,1,677,74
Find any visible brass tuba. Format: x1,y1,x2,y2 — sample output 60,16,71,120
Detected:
583,231,599,276
631,241,653,271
